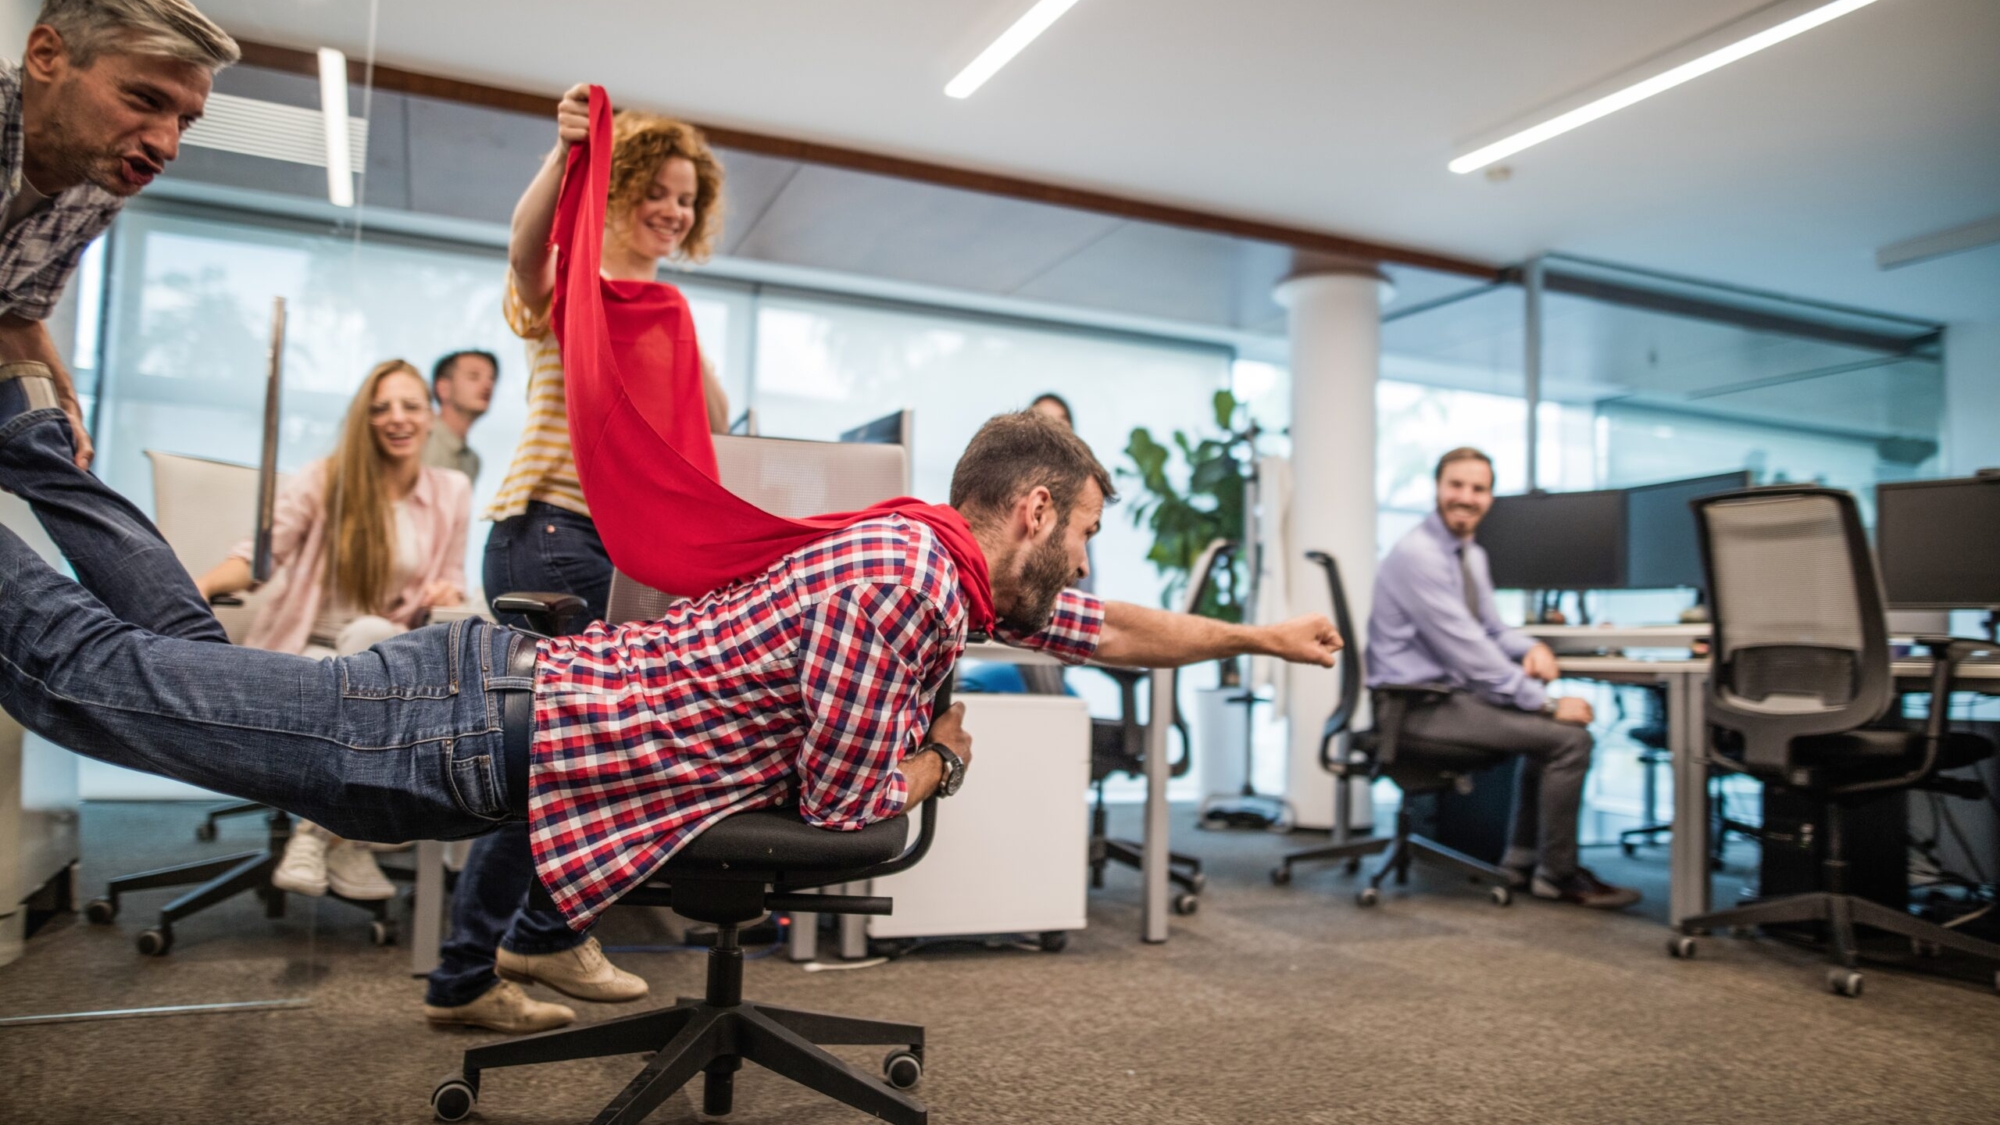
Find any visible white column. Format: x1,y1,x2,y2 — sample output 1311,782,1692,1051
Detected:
1274,269,1381,830
1944,321,2000,473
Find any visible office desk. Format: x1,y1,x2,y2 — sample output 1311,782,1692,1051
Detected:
1550,650,2000,928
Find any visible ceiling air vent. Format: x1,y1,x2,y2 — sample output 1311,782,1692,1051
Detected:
183,92,369,167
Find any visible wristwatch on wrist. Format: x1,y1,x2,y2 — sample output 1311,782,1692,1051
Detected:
919,741,967,797
1540,700,1560,718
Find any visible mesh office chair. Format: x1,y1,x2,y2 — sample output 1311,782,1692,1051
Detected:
434,435,946,1125
1270,551,1517,907
1079,539,1232,916
83,452,399,955
1668,487,2000,997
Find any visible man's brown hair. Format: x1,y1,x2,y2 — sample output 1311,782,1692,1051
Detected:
950,412,1116,529
1434,446,1494,482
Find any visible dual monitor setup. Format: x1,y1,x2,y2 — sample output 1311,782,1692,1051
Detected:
1476,469,2000,620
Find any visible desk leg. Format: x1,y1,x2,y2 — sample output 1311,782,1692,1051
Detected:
1141,667,1172,944
1667,672,1711,927
410,840,445,977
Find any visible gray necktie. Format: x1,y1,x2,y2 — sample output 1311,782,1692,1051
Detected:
1458,546,1480,619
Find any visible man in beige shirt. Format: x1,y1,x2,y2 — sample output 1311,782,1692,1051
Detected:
424,348,497,483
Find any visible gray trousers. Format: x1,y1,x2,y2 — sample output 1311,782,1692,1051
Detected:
1392,691,1594,880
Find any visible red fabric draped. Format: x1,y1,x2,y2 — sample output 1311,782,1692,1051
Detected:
550,86,995,632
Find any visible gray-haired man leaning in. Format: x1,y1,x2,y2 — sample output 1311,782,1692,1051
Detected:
0,0,237,469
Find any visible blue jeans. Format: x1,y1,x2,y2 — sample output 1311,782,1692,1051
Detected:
0,400,526,846
422,503,611,1007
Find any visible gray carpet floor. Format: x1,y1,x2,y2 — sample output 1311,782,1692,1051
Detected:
3,801,1997,1125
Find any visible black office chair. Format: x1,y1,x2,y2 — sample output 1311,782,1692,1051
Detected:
1270,551,1516,907
1668,486,2000,997
1075,539,1235,915
1083,665,1202,914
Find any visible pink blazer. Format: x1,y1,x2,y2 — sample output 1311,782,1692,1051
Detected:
230,459,471,654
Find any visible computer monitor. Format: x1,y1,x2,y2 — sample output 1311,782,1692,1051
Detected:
1624,471,1753,591
838,410,913,447
1875,475,2000,609
1475,489,1627,590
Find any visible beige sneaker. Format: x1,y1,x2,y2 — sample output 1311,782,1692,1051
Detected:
496,936,650,1003
271,829,330,897
325,839,397,900
423,979,575,1033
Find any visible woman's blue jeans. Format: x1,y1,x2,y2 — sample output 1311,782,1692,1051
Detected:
421,503,616,1007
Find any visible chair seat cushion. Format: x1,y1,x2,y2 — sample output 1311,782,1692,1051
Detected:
1374,733,1506,791
1791,728,1994,782
669,805,910,875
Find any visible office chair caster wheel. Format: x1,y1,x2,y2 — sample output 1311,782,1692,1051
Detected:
136,927,173,957
1826,969,1863,998
1171,893,1199,916
194,821,218,842
431,1073,477,1121
1356,887,1380,908
1037,931,1068,953
1187,872,1208,893
1269,865,1292,886
84,897,116,924
371,920,398,947
1489,886,1513,906
1667,936,1697,959
883,1049,922,1090
1621,841,1636,857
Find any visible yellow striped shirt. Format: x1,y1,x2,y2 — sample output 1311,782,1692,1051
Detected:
484,273,587,522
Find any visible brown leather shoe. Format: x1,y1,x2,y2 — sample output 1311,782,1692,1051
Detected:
496,936,649,1003
423,980,575,1033
1531,866,1642,909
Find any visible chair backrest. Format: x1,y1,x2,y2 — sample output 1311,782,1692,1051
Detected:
1697,486,1892,775
605,434,911,624
147,450,286,642
1305,551,1363,753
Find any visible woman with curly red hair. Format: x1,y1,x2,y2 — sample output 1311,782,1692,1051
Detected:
424,86,729,1035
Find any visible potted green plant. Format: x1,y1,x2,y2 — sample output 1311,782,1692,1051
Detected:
1121,388,1249,678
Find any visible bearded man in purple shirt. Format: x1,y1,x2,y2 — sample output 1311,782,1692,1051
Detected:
1367,447,1640,909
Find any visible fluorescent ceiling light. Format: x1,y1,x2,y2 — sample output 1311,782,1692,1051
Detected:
946,0,1082,99
317,47,354,207
1449,0,1881,174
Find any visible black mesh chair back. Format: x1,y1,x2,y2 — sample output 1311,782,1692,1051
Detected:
1697,487,1892,776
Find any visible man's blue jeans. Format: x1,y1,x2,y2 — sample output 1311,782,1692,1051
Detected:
420,503,613,1006
0,400,526,852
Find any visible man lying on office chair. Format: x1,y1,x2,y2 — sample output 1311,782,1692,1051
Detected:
1369,446,1640,908
0,384,1343,939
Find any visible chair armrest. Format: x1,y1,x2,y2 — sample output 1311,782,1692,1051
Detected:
493,591,589,638
1834,637,1991,796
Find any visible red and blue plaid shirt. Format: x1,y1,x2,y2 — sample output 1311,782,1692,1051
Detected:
527,515,1104,928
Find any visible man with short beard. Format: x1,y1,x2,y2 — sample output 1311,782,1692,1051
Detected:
0,400,1345,943
1367,446,1641,909
0,0,237,470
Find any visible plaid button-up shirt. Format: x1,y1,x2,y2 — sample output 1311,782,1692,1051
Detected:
527,514,1105,928
0,60,125,322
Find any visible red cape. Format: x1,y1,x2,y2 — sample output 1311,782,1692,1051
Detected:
551,86,995,632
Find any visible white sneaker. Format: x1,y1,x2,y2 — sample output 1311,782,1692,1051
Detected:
423,979,575,1034
272,829,330,897
496,936,650,1003
325,840,397,900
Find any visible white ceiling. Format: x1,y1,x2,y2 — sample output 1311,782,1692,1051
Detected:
200,0,2000,323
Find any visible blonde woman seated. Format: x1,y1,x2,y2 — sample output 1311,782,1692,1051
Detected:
196,359,471,900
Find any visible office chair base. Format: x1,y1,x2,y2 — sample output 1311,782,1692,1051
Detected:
1676,891,2000,995
1366,833,1517,899
447,929,928,1125
1271,834,1391,885
87,812,397,955
1093,837,1205,896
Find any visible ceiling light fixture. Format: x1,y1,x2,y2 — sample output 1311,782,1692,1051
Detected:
1449,0,1881,175
317,46,354,206
945,0,1082,99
